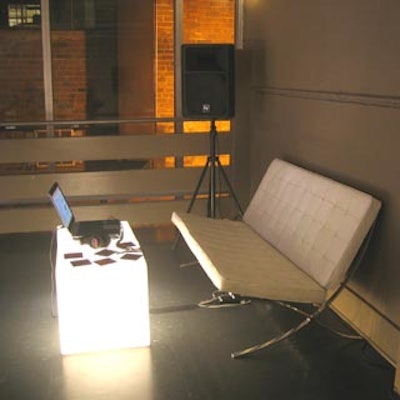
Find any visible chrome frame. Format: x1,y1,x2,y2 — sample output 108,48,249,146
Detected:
231,221,378,359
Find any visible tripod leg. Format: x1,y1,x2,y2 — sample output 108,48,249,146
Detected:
187,157,210,213
216,158,244,217
208,158,217,218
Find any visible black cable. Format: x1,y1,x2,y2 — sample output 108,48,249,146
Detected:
150,304,199,314
388,390,400,400
361,341,393,371
198,290,251,309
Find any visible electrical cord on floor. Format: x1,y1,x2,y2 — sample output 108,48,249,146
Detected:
198,290,251,309
361,341,393,371
388,390,400,400
149,304,199,314
358,342,400,400
317,321,363,340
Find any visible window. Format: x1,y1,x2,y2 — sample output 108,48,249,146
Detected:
8,3,40,27
1,0,235,171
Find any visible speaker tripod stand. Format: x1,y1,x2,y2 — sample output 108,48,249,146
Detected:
186,120,243,218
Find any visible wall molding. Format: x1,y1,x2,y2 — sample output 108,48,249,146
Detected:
332,285,399,367
253,86,400,110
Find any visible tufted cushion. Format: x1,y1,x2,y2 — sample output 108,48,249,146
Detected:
172,159,381,303
172,211,326,303
243,159,381,289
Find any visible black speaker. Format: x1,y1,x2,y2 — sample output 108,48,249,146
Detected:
182,44,235,119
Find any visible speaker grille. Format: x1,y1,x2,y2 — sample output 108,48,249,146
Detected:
182,44,235,119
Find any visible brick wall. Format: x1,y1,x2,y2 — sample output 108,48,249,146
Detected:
156,0,235,126
0,30,45,122
183,0,235,44
52,31,87,120
0,29,86,124
1,1,233,128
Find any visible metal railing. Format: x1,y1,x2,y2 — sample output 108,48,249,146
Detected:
0,118,233,233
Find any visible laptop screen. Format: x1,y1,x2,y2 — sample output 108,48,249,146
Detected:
48,183,74,229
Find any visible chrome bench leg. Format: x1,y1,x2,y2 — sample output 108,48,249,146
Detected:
231,317,312,359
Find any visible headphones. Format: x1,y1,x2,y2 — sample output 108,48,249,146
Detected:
80,232,110,249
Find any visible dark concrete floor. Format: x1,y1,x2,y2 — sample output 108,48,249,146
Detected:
0,228,398,400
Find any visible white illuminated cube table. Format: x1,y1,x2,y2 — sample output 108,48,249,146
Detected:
55,221,150,355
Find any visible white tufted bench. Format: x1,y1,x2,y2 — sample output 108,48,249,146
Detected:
172,159,381,358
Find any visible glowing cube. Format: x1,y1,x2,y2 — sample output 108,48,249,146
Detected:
55,222,150,355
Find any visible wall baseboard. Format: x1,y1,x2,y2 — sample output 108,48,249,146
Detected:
331,286,399,393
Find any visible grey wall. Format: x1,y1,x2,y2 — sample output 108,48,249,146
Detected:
234,0,400,357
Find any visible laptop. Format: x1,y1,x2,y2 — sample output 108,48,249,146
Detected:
48,182,121,238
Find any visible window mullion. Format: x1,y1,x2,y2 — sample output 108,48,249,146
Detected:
40,0,54,135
